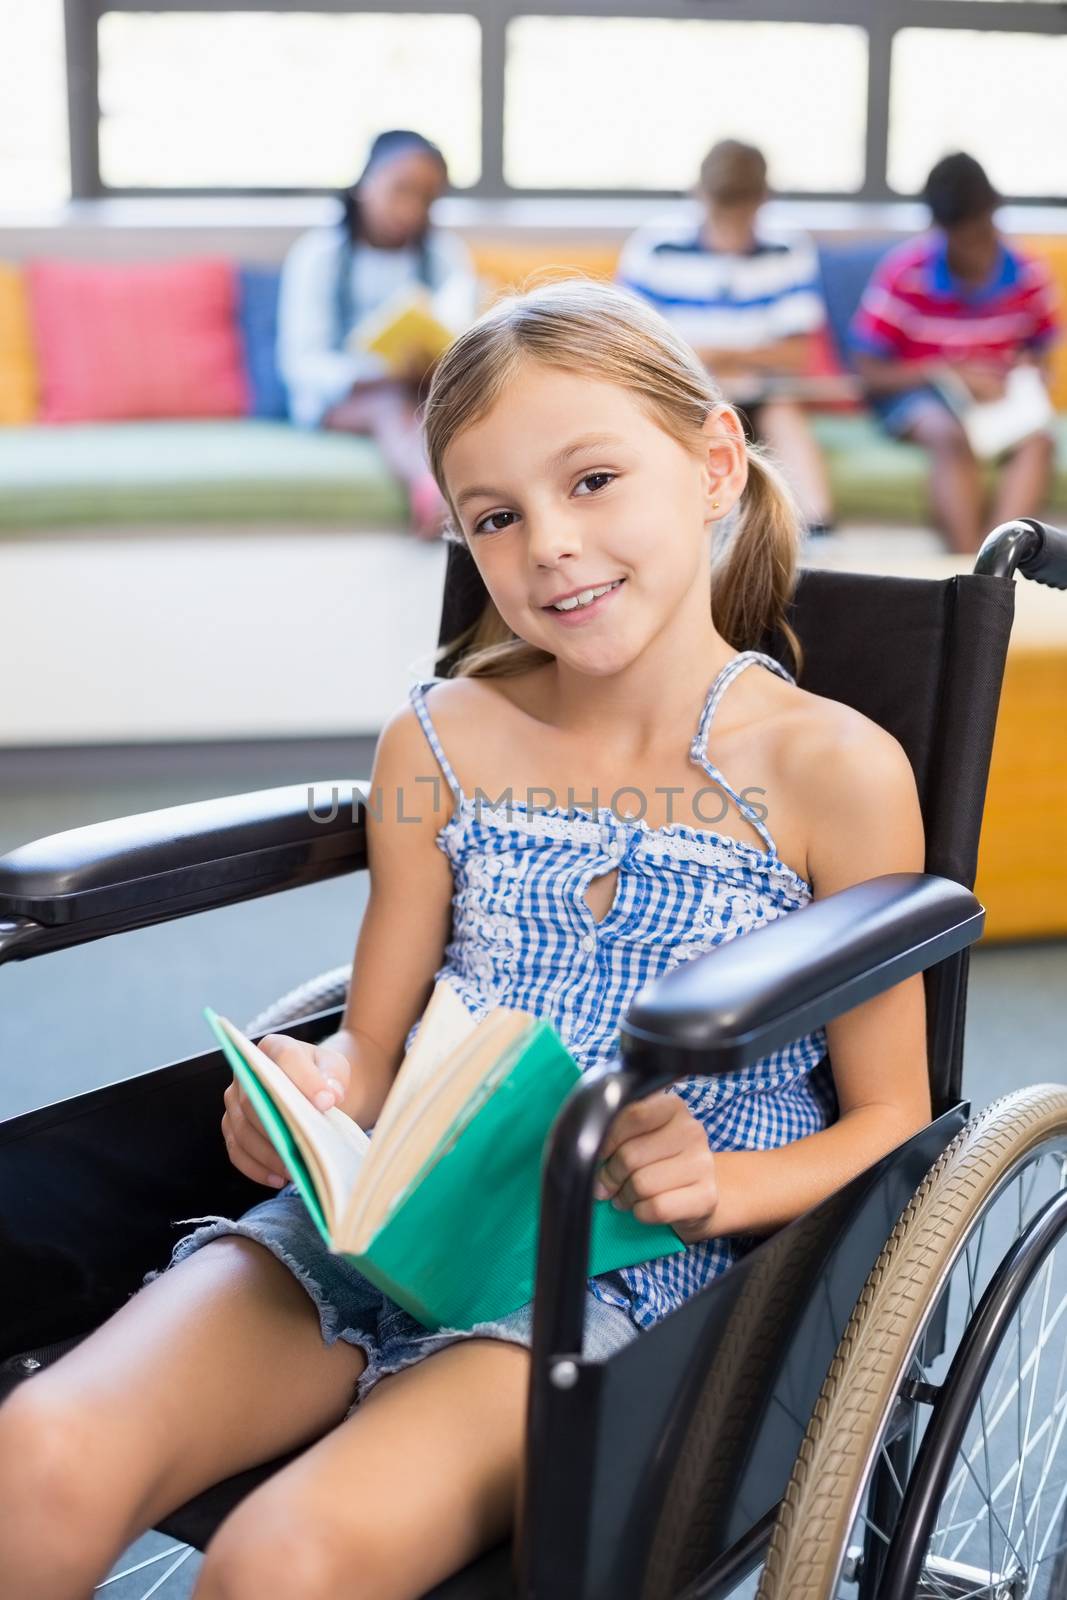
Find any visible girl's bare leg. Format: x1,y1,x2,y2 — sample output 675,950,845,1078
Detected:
0,1237,366,1600
193,1337,531,1600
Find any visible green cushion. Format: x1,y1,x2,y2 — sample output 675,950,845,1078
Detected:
0,414,1064,532
0,421,409,530
812,412,1067,524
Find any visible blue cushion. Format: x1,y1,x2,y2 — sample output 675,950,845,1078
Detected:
816,239,896,369
237,266,288,420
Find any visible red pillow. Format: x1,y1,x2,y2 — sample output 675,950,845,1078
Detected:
28,258,249,422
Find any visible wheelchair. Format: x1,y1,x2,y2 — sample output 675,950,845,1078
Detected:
2,517,1067,1600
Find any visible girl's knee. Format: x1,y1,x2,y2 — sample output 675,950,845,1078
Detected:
197,1494,394,1600
0,1380,117,1540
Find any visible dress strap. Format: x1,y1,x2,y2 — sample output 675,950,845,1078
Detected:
408,679,464,805
689,652,795,856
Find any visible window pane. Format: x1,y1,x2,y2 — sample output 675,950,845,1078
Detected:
0,0,69,207
505,17,867,192
889,28,1067,196
97,12,480,189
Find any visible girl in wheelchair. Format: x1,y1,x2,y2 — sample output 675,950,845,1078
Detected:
0,278,933,1600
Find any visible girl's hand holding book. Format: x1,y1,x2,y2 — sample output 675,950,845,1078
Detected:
221,1034,352,1190
593,1092,719,1245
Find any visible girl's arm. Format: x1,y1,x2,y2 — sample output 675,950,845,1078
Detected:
597,712,931,1242
316,705,457,1130
225,704,456,1186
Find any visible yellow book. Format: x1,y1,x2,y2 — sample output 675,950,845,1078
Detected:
347,286,457,376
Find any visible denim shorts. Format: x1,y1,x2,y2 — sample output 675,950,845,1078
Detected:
144,1184,640,1414
872,384,955,439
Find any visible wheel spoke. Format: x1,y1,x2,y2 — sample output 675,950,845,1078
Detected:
138,1546,195,1600
1003,1231,1055,1569
937,1286,1067,1521
94,1545,191,1590
857,1506,892,1548
1022,1306,1067,1551
959,1436,1027,1573
1033,1471,1067,1568
943,1353,1067,1568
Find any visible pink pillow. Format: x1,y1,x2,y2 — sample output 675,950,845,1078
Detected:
28,258,249,422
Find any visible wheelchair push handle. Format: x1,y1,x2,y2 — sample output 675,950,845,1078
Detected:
974,517,1067,589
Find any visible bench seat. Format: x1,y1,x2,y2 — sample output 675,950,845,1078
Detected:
1,414,1064,534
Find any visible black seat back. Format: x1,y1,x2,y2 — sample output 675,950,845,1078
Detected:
436,545,1016,1110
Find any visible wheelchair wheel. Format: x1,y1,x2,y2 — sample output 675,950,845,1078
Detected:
758,1084,1067,1600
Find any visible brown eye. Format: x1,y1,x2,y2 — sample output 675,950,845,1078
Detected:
575,472,616,496
473,510,518,536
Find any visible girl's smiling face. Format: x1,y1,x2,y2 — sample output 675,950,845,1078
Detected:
441,361,747,676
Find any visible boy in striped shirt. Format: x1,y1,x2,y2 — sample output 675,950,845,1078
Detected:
617,140,834,539
850,152,1060,555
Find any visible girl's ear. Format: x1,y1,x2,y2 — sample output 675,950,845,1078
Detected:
699,404,748,523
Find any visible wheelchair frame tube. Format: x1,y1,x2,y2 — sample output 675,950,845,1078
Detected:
522,1057,654,1597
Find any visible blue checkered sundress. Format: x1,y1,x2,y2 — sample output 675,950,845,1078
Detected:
405,650,836,1330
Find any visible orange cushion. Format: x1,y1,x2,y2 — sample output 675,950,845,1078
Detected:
0,264,39,425
469,241,619,306
28,257,249,423
1018,236,1067,411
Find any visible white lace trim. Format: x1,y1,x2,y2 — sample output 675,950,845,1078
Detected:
441,795,811,899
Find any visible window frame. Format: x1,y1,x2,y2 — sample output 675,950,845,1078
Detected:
63,0,1067,204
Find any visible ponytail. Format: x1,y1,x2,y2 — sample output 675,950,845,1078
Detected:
340,186,363,245
711,442,804,679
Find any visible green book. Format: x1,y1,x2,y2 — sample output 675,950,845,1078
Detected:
205,982,685,1331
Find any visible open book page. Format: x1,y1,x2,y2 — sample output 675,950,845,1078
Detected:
340,1009,535,1254
368,981,481,1156
929,364,1053,459
963,366,1053,459
213,1015,370,1238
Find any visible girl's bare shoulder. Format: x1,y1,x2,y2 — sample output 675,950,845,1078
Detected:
377,672,540,807
777,684,914,787
774,683,924,887
396,671,542,749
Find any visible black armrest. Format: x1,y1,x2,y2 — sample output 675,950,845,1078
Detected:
0,782,367,965
529,871,981,1383
619,871,982,1080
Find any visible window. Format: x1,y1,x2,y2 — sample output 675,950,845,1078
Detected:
96,10,480,190
889,27,1067,197
504,17,868,194
1,0,69,207
58,3,1067,204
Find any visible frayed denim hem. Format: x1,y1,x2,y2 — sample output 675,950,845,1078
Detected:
142,1214,371,1355
142,1206,636,1420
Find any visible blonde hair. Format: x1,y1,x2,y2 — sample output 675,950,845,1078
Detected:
420,274,803,680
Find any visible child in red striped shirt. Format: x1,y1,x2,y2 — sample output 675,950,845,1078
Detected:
849,152,1060,555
